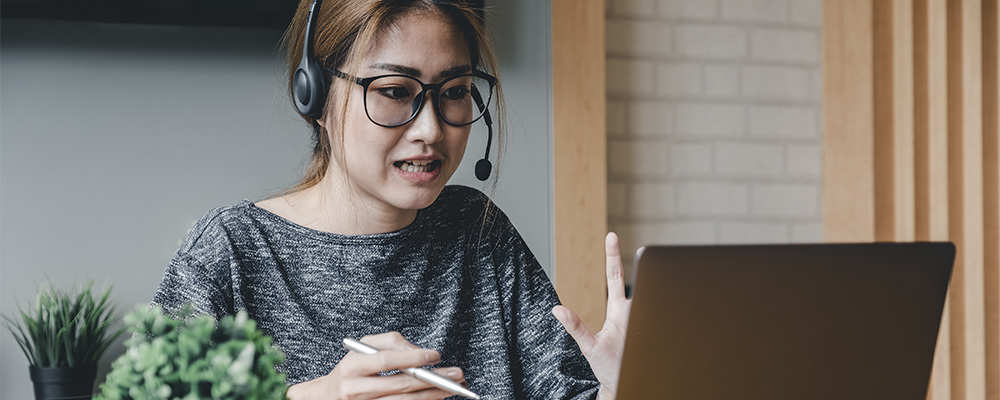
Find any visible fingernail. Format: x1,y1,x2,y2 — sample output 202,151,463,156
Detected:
425,351,441,363
447,370,461,379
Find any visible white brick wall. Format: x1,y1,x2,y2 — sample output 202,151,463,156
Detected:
675,103,745,136
748,105,818,138
719,222,790,243
673,24,748,59
658,0,716,20
676,182,749,216
669,143,712,175
703,64,740,97
751,28,820,64
741,65,812,100
606,59,655,96
606,0,823,272
656,63,701,96
628,101,674,135
720,0,790,23
751,184,820,217
609,139,670,176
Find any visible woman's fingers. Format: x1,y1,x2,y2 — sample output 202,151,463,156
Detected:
431,367,465,383
342,349,441,377
374,387,456,400
549,233,632,400
605,232,632,333
605,232,626,302
341,332,441,376
552,232,629,354
342,332,469,399
552,305,596,353
352,367,464,399
361,331,423,351
295,332,468,400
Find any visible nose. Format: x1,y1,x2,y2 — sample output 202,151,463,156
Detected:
404,92,445,145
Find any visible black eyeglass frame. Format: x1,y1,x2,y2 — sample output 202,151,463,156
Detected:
325,67,497,128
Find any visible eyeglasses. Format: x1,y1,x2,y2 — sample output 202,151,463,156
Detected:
326,68,497,128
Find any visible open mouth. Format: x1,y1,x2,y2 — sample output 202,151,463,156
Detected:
394,159,442,173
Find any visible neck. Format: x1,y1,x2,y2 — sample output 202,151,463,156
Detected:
286,175,417,235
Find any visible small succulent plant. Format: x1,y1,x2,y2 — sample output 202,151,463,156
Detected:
96,305,287,400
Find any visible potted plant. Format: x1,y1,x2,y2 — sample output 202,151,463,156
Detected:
95,305,287,400
3,280,125,400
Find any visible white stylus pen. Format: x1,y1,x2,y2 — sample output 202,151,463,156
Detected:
342,338,481,400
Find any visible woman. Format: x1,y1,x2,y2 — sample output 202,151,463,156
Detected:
152,0,629,398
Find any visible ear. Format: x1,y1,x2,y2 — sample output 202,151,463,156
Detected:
317,113,331,132
317,79,346,131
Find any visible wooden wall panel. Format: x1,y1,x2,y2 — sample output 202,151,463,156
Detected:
875,0,917,242
825,0,998,398
551,0,607,332
916,0,953,396
916,0,953,244
948,0,987,398
983,1,1000,398
823,0,876,242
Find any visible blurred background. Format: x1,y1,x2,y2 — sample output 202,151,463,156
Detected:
1,0,553,397
3,0,997,399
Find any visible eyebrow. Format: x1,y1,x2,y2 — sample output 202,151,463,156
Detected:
369,63,473,80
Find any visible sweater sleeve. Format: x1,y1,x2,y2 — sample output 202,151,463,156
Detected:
496,217,601,399
151,252,233,318
151,208,236,319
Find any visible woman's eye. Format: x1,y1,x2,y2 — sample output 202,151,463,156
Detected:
442,87,470,100
376,86,410,100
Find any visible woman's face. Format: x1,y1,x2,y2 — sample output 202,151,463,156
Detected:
323,10,474,214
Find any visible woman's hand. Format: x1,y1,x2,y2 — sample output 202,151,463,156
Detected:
286,332,465,400
552,232,632,400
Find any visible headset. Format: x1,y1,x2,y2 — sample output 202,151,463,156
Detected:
292,0,494,181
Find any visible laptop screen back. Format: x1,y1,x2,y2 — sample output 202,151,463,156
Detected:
616,243,954,400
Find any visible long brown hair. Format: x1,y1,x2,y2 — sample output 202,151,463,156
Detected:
281,0,505,193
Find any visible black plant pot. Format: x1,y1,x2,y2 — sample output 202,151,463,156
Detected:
29,366,96,400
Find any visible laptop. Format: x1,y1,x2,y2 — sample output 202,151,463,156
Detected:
615,242,954,400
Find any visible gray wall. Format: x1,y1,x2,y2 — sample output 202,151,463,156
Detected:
0,1,551,397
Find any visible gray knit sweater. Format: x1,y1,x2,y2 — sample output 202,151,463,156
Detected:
152,185,600,399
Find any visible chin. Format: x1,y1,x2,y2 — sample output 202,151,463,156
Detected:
385,166,458,210
389,184,447,210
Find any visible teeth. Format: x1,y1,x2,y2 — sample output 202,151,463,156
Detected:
398,161,436,173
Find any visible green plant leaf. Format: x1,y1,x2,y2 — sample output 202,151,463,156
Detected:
2,280,124,368
96,305,288,400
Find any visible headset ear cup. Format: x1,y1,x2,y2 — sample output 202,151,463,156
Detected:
293,68,312,115
296,0,326,119
294,62,327,119
306,63,327,118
